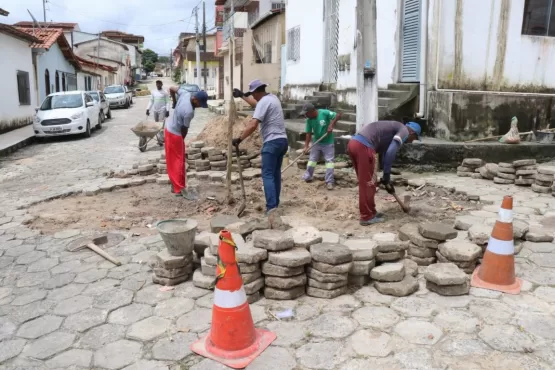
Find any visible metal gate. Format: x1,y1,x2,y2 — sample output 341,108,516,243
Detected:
322,0,340,84
400,0,421,82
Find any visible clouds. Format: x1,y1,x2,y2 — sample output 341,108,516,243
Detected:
4,0,215,55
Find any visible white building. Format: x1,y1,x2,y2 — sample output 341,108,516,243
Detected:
285,0,555,140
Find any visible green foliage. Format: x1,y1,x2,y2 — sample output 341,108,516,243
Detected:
142,49,158,67
158,56,170,63
144,61,156,73
173,69,182,83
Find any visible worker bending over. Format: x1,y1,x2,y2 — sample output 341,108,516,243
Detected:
348,121,421,226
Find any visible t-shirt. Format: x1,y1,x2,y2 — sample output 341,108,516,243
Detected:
252,94,287,143
167,88,194,136
356,121,409,154
305,109,337,145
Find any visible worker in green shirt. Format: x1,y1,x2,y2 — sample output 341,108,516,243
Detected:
300,103,341,190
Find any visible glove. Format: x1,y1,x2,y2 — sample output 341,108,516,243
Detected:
381,173,391,185
232,137,242,147
384,183,396,195
233,88,244,98
146,109,150,116
165,111,170,118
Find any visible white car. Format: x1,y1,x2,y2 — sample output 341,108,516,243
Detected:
33,91,101,138
87,90,111,122
104,85,132,109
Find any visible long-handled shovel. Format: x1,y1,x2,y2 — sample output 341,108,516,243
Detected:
235,145,247,217
281,134,328,174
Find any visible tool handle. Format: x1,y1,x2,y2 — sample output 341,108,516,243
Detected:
235,145,246,198
392,193,410,213
281,134,328,174
87,243,122,266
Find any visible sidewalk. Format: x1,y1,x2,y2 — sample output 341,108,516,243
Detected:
0,125,35,156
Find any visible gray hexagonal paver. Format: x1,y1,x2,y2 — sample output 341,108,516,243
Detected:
108,303,153,326
10,246,39,259
296,341,349,370
0,317,17,341
82,278,120,296
391,296,438,317
43,272,76,289
265,320,307,347
353,286,395,305
7,300,53,325
468,299,515,325
47,283,86,301
94,289,133,311
27,257,59,273
479,324,535,352
393,319,443,344
0,339,26,363
517,313,555,340
306,313,357,339
46,348,93,368
173,281,211,299
352,306,400,329
122,360,171,370
107,264,143,280
76,323,127,350
16,315,64,339
21,331,76,360
153,297,195,319
439,334,490,357
16,271,50,288
127,316,170,342
349,329,392,357
74,268,108,284
433,309,480,333
176,308,212,334
53,295,94,316
63,308,107,332
134,285,174,305
151,332,198,361
50,260,82,275
11,290,47,306
94,340,142,370
247,346,297,370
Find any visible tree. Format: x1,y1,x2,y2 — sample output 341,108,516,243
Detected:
144,61,156,73
142,49,158,67
158,56,169,63
173,69,182,83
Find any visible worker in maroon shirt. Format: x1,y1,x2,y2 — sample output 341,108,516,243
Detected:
348,121,421,226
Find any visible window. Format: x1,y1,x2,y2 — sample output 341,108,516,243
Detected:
45,69,50,96
522,0,555,36
264,42,272,63
55,71,60,92
17,71,31,105
194,69,197,78
62,73,66,92
287,26,301,62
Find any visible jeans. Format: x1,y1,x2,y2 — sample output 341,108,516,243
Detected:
261,138,288,211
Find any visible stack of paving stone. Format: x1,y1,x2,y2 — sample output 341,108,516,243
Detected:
250,156,262,168
424,262,469,296
306,243,353,298
494,162,516,184
477,163,498,180
253,229,307,300
513,159,537,187
370,261,419,297
373,232,409,264
436,239,482,274
533,164,554,194
206,147,227,171
232,153,251,171
399,223,453,266
157,153,167,175
151,249,194,286
343,238,379,286
187,141,205,171
456,158,484,177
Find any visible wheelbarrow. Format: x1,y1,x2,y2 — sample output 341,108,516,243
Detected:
131,117,165,152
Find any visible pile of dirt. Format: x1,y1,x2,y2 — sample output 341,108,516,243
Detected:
192,115,263,153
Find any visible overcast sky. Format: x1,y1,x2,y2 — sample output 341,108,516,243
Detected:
3,0,216,55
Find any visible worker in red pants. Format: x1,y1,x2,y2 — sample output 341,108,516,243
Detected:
347,121,421,226
166,86,208,199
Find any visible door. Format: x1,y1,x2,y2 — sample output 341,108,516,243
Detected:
400,0,421,82
322,0,340,84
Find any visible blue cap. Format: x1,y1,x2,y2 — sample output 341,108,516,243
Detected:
193,91,209,108
406,122,422,140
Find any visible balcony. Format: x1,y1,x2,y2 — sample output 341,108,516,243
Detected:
222,12,248,40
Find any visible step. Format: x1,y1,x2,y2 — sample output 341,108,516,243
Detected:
378,97,398,108
337,110,356,122
313,91,335,98
378,89,408,99
335,120,356,135
387,83,417,91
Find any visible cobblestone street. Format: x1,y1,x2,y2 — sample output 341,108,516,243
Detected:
1,88,555,369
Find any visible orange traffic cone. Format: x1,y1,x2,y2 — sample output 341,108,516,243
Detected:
471,195,521,294
191,230,276,368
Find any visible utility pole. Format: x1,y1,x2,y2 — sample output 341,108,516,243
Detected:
226,0,236,204
355,0,378,130
195,7,202,87
202,0,208,91
42,0,47,22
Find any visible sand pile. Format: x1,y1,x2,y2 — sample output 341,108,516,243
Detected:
192,115,263,153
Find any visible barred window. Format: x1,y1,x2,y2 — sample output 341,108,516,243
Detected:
287,26,300,62
522,0,555,36
17,71,30,105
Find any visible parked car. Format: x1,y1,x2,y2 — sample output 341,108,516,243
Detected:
87,90,111,122
181,84,201,94
104,85,133,108
33,91,101,138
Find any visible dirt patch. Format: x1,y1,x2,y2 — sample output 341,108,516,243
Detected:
28,171,479,238
191,115,262,153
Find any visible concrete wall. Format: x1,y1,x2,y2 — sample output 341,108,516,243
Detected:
242,13,285,95
222,51,242,102
0,33,37,132
74,40,129,85
37,42,77,103
183,60,220,93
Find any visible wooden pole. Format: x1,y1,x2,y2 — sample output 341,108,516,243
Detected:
225,1,236,205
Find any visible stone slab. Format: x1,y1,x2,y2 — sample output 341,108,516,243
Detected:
236,240,268,264
306,267,348,283
374,275,419,297
241,270,262,284
370,262,405,282
494,177,514,184
454,215,483,231
310,260,352,274
264,286,305,300
418,223,457,241
376,251,405,262
262,261,304,277
425,262,467,285
468,224,492,245
372,233,410,253
153,264,192,279
268,248,311,267
306,285,348,299
438,240,482,262
349,259,376,276
407,255,436,266
154,250,192,269
244,277,264,295
308,277,348,290
210,215,240,233
192,269,214,290
408,243,436,258
344,239,379,260
288,226,322,248
252,230,294,251
426,280,470,296
310,243,352,264
265,274,307,289
404,259,419,277
399,223,438,249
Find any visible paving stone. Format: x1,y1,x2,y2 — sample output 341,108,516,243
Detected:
320,231,340,243
478,324,535,352
94,339,142,369
93,289,134,311
210,214,240,233
344,239,379,259
454,215,483,231
306,266,348,283
399,223,439,248
296,341,349,370
16,271,50,287
200,258,216,276
107,304,152,327
418,222,457,241
0,256,14,269
46,284,84,302
425,262,467,285
53,295,94,316
349,259,375,275
0,317,17,341
394,319,442,344
77,323,127,350
153,249,191,269
82,278,121,296
236,241,268,263
264,286,305,300
151,332,197,361
11,289,46,306
469,299,515,324
529,252,555,268
53,229,80,239
533,286,555,303
310,243,352,264
438,240,482,261
134,284,175,305
74,268,108,284
45,348,93,368
268,248,311,267
308,277,347,290
288,226,322,247
126,316,170,342
190,359,232,370
310,260,352,274
0,238,22,250
391,296,438,317
27,257,59,273
353,286,395,305
463,158,484,167
374,275,419,297
153,297,195,319
108,264,143,280
433,309,480,333
244,277,265,295
0,339,26,363
176,308,212,333
14,249,44,262
467,224,492,245
22,331,75,360
63,308,107,332
532,183,551,193
525,227,554,242
192,268,214,289
265,274,306,289
50,260,82,275
307,312,357,339
370,262,405,282
241,270,262,284
426,280,470,296
306,285,348,299
517,313,555,340
252,229,294,251
512,159,536,167
16,315,63,339
352,305,400,329
349,329,392,357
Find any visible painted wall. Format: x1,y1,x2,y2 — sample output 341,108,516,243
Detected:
183,60,220,95
74,40,130,85
0,33,37,131
37,42,77,103
430,0,555,92
222,50,242,102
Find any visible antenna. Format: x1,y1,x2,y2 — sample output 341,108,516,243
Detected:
27,9,43,36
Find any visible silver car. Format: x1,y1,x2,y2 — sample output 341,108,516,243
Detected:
87,91,111,122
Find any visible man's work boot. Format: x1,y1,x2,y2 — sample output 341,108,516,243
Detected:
181,188,198,201
359,216,384,226
326,183,334,191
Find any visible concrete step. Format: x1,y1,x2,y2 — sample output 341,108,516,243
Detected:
378,89,408,98
379,97,398,108
387,83,416,91
313,91,335,98
335,120,357,135
337,110,356,122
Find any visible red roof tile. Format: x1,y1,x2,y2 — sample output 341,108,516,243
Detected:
0,24,40,43
14,21,77,30
15,27,63,49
